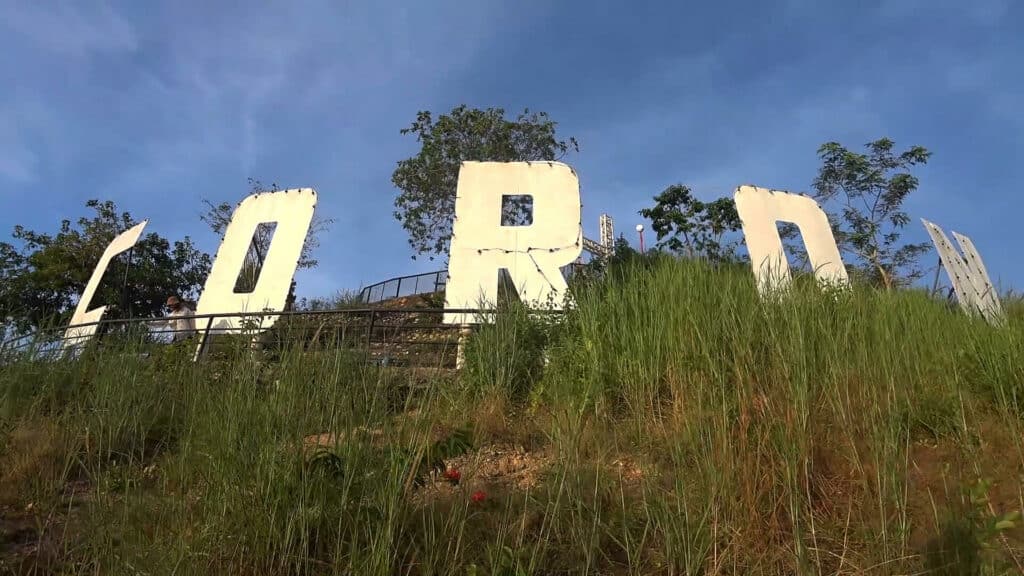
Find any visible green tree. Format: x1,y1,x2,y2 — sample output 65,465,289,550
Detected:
391,105,579,261
638,184,744,262
200,178,335,292
0,199,211,333
801,137,933,289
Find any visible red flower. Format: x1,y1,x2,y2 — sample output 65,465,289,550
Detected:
443,468,461,484
471,490,486,503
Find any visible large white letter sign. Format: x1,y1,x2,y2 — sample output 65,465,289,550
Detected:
921,218,1003,324
444,161,583,325
193,189,317,344
734,185,848,295
62,221,148,350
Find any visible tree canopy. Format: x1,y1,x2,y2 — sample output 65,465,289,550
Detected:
0,199,211,333
806,137,932,289
638,184,743,263
391,105,578,261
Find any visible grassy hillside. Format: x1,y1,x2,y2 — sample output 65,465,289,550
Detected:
1,258,1022,575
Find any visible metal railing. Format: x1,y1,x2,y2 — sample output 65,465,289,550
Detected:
0,306,561,369
357,263,591,305
358,270,448,304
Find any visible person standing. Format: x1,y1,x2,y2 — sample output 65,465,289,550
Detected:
163,295,196,342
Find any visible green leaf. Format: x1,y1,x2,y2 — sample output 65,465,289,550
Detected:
994,519,1017,531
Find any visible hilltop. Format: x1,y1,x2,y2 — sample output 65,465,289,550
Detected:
1,257,1022,575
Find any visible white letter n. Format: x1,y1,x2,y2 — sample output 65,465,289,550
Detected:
734,185,848,295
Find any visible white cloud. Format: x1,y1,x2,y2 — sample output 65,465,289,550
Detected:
0,1,136,184
0,1,136,55
90,2,516,199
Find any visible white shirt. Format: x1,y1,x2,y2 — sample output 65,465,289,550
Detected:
162,305,196,341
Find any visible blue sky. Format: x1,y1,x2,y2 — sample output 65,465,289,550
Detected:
1,0,1021,299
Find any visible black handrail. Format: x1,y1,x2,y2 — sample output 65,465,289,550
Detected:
357,270,448,304
0,305,564,359
356,262,589,305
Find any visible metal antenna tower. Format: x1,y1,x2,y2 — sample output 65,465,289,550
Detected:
599,214,614,254
582,213,615,260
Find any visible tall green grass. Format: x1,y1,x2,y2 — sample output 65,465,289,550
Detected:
1,257,1022,574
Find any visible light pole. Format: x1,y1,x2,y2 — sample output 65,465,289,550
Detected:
636,224,645,253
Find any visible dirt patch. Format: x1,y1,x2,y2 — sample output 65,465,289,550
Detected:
0,416,95,573
456,444,554,490
0,511,36,555
904,415,1024,568
298,426,389,457
806,441,862,523
609,456,645,486
0,503,74,574
411,443,555,506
